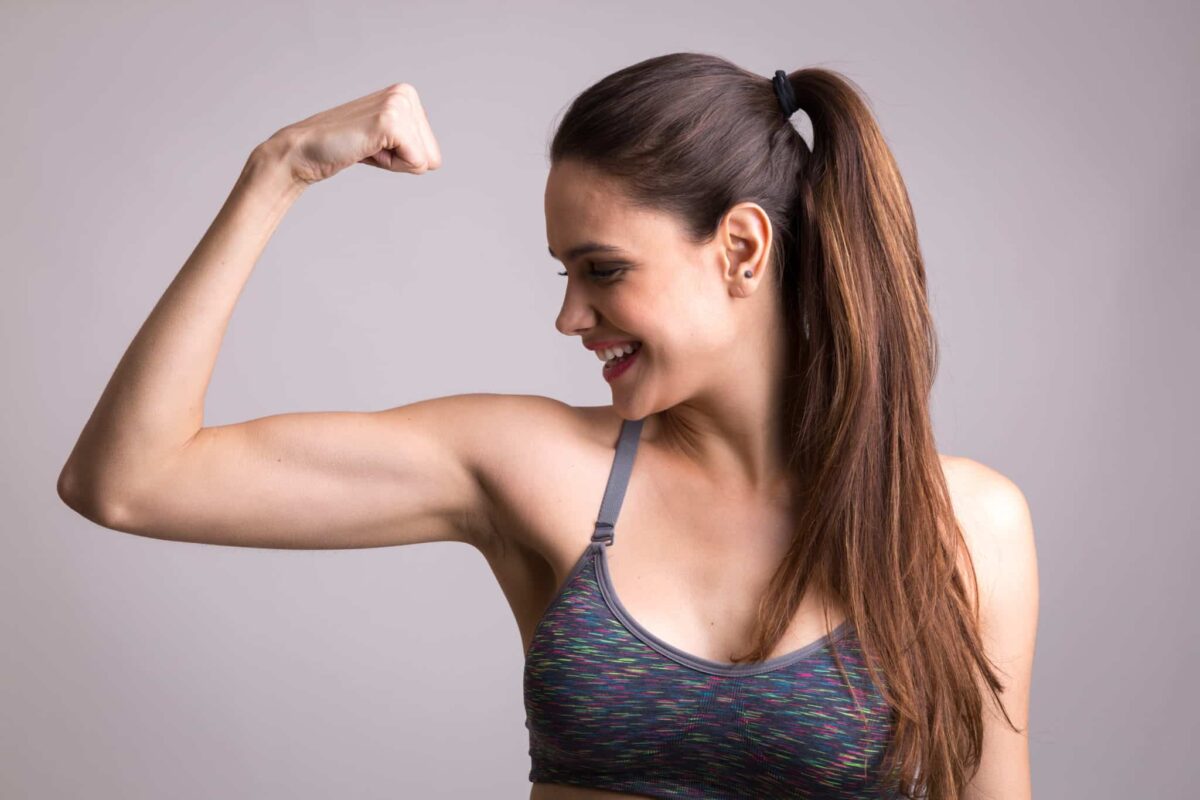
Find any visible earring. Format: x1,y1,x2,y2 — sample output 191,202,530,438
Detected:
743,269,753,278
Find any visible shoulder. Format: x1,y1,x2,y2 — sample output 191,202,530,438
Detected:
940,453,1039,692
418,392,608,454
939,454,1037,608
421,393,623,478
937,461,1038,794
940,456,1033,543
432,393,618,545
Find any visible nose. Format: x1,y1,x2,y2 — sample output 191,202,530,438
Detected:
554,280,599,337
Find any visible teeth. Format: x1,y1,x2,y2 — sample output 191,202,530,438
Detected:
597,342,641,363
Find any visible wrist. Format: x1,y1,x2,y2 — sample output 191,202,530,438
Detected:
242,138,308,200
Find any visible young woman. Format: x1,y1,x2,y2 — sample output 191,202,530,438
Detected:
58,53,1038,799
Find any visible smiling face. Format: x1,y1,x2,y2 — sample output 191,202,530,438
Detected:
545,158,782,420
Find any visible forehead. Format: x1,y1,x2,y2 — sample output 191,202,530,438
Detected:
544,160,670,258
545,160,630,232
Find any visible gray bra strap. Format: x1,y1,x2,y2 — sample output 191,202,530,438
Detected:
591,417,645,546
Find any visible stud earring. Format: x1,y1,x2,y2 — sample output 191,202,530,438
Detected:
743,269,753,278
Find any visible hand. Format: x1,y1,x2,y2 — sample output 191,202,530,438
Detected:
263,82,443,186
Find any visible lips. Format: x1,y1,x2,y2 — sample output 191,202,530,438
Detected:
599,341,641,362
602,343,640,382
584,338,640,351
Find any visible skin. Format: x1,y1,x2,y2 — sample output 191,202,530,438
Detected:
57,118,1034,796
534,159,1038,799
546,159,795,499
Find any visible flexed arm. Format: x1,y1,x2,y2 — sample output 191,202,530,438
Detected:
52,84,494,552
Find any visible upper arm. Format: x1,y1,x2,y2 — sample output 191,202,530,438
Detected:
88,392,562,552
948,458,1040,799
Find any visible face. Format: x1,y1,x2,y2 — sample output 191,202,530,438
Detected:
545,158,777,417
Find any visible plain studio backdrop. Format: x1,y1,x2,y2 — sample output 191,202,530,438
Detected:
4,0,1196,797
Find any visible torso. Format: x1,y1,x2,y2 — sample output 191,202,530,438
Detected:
474,403,965,800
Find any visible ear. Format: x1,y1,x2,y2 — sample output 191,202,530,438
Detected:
716,201,773,297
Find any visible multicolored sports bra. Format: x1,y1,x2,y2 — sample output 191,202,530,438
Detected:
523,416,904,799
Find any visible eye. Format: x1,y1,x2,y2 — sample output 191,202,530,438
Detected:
557,263,625,280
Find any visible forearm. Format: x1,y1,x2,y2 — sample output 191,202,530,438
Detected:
58,141,306,513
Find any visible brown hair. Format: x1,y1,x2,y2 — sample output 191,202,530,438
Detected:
548,52,1020,798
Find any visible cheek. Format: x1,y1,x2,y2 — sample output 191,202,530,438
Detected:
679,302,737,355
641,303,728,364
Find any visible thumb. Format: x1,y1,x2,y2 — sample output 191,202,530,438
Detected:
363,147,419,171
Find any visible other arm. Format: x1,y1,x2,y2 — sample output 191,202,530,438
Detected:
952,459,1040,799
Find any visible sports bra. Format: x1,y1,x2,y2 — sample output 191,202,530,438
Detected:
523,416,903,799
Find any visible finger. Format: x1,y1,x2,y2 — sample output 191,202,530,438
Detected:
381,90,432,173
375,150,402,170
406,90,442,170
359,151,389,169
386,126,429,173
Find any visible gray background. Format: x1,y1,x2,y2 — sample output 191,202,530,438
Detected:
4,0,1196,797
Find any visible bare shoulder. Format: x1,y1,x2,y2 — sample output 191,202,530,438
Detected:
939,453,1039,638
439,393,616,551
939,455,1035,569
445,393,615,473
937,459,1039,794
424,391,590,473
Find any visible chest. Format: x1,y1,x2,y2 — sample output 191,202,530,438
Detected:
481,434,846,670
522,544,897,797
490,415,901,796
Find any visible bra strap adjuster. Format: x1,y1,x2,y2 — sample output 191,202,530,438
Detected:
591,520,614,545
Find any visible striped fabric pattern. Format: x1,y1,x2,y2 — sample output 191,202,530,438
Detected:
524,542,901,798
523,416,902,798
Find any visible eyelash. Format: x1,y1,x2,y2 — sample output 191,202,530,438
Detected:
557,265,624,280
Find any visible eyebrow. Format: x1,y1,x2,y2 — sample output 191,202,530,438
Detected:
547,241,628,261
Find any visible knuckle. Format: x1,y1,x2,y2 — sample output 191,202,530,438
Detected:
388,82,417,100
381,92,413,118
377,104,407,131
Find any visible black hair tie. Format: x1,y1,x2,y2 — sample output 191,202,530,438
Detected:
772,69,799,118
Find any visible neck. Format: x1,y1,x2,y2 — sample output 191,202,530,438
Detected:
646,326,793,499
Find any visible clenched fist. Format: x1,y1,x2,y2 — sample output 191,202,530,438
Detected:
262,82,443,186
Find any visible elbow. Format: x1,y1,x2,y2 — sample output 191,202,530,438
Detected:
56,463,87,513
56,465,131,529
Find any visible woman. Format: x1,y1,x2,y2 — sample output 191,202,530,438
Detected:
57,52,1038,799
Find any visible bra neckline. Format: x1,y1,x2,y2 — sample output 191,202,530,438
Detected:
593,540,852,677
